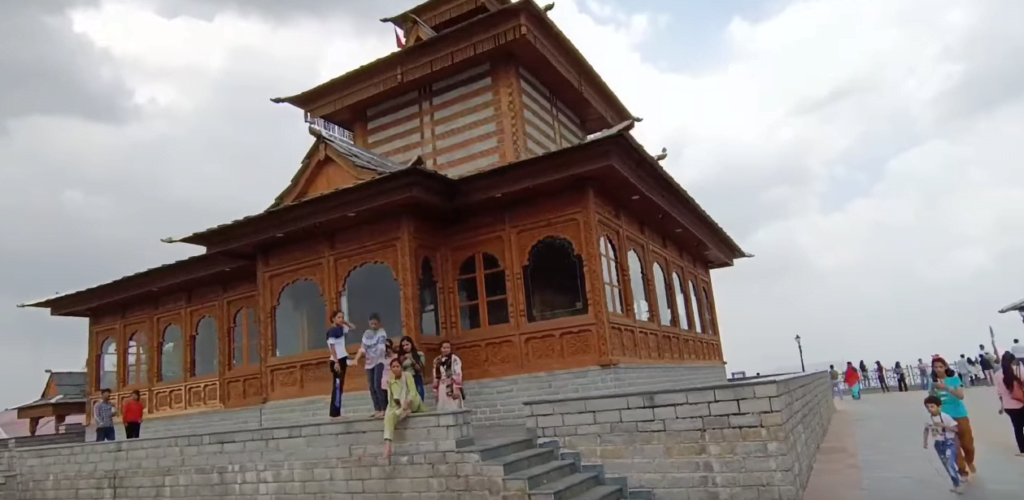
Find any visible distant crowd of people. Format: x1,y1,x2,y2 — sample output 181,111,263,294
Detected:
91,310,466,456
827,340,1024,494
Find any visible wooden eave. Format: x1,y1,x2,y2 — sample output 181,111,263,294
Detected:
271,0,631,134
18,253,254,317
453,132,747,267
16,401,86,420
176,167,456,252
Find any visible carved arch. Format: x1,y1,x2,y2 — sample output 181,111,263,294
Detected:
339,260,403,341
522,236,588,323
273,278,328,357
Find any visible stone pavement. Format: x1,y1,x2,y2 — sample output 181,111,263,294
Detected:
805,386,1024,499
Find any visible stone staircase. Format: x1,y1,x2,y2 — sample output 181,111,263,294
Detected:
86,365,723,441
464,435,653,500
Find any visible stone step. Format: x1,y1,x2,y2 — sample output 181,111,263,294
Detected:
504,459,577,491
529,472,602,500
571,485,626,500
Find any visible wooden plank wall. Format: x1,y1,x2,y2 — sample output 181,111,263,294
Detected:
518,67,584,158
364,63,503,177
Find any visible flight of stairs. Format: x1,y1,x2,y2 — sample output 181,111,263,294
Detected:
463,435,653,500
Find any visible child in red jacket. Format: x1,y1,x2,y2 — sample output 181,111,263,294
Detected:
122,390,144,439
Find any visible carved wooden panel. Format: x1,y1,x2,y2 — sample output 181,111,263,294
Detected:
266,238,329,270
224,374,263,407
513,217,584,267
455,338,520,380
158,293,188,311
151,384,186,413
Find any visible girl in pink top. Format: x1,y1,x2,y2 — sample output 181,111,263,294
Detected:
995,351,1024,456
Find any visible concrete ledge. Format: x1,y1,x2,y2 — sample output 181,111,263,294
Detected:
522,371,834,500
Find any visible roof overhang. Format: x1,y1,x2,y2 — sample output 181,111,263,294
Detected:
170,166,456,251
998,298,1024,314
18,253,254,317
454,131,748,267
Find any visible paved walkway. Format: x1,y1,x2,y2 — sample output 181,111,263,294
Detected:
805,387,1024,499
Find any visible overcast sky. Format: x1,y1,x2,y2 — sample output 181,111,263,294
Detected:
3,0,1024,408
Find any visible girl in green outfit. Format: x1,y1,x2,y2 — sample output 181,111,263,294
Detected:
383,357,426,457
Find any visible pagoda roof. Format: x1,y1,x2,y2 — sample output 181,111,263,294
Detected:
271,0,632,131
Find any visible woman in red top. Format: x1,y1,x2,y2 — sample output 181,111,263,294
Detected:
122,390,144,439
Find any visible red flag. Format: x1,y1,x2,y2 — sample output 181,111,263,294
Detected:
394,26,406,49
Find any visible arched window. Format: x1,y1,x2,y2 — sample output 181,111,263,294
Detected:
126,332,148,386
702,286,716,335
274,279,327,356
652,263,672,327
341,263,402,344
160,325,184,383
99,338,117,390
672,272,691,330
419,258,441,336
524,237,588,322
627,250,650,322
599,236,623,315
456,252,509,331
688,280,704,333
192,317,218,378
231,307,260,369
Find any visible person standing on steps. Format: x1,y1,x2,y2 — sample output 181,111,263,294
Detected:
929,356,976,481
433,340,465,411
326,310,355,418
122,390,144,439
397,336,426,401
352,313,388,418
93,388,117,442
994,351,1024,457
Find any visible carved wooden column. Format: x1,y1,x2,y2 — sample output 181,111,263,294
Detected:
583,185,612,364
397,217,417,341
494,58,524,164
256,253,271,403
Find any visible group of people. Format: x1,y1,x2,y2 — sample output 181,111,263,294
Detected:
829,347,1024,494
326,310,464,456
90,310,467,453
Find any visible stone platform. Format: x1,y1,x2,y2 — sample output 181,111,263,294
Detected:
0,368,838,500
87,364,727,441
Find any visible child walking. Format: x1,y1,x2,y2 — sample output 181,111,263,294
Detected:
922,395,963,494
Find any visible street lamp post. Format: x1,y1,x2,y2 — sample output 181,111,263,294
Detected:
794,335,805,373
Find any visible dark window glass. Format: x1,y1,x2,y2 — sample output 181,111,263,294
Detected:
341,263,403,344
523,237,588,322
274,280,327,356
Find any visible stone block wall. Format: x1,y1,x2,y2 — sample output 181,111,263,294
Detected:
523,372,834,500
2,410,491,500
0,425,85,450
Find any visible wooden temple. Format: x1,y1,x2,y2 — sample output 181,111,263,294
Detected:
20,0,748,420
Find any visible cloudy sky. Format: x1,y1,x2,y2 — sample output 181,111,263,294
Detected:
3,0,1024,407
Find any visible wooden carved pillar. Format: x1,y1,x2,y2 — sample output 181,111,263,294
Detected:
28,417,40,436
257,253,271,403
494,58,524,164
397,218,417,343
583,185,611,363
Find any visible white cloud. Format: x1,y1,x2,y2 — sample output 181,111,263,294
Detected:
5,0,1024,408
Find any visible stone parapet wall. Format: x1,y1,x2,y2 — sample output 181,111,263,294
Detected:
522,371,834,500
2,410,488,500
0,425,85,450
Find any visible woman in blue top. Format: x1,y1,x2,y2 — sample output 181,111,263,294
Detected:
929,356,976,481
